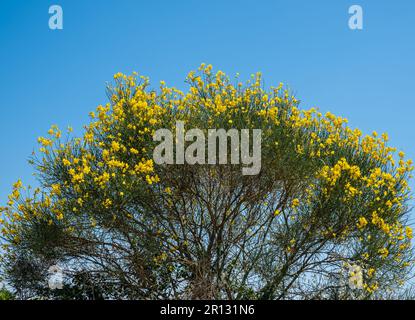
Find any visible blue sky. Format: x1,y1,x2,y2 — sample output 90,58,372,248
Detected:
0,0,414,207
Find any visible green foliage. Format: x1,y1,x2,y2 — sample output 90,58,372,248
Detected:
0,288,14,300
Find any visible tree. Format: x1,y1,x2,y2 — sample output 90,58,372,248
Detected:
1,64,414,299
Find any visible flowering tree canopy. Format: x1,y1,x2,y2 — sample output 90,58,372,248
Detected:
1,64,414,299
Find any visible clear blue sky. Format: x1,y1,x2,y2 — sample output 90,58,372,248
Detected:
0,0,414,208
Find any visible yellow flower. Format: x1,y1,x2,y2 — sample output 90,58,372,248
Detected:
367,268,375,277
291,198,300,208
102,149,110,159
111,141,121,152
103,198,112,208
11,189,20,200
357,217,368,230
13,179,23,189
84,132,94,142
378,248,389,259
38,137,53,147
130,148,139,155
51,184,61,195
405,226,413,239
